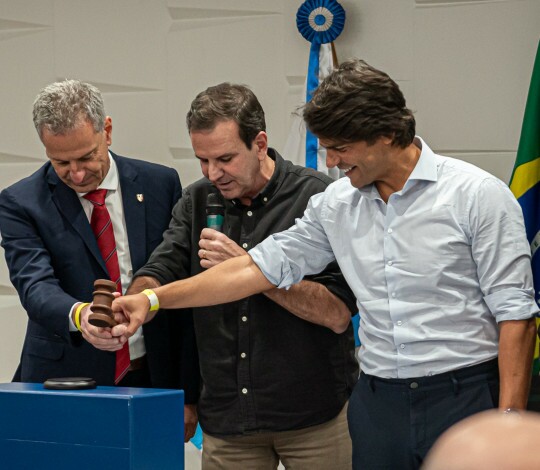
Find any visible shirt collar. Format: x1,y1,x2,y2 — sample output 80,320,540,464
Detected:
98,152,119,191
406,136,438,183
356,136,438,200
357,182,381,200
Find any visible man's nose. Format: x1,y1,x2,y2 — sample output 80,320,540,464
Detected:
325,150,339,169
207,162,223,182
69,163,85,183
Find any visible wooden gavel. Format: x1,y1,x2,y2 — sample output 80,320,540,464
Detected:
88,279,118,328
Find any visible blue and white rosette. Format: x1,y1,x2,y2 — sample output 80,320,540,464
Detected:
296,0,345,168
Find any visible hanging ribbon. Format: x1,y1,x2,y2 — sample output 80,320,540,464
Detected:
296,0,346,169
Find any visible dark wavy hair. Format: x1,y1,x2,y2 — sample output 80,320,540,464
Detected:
303,59,415,148
186,83,266,149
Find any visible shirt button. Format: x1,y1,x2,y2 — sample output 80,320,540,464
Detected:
387,228,393,234
247,211,253,217
410,382,419,389
400,344,405,349
263,197,268,202
387,261,393,266
241,316,248,322
242,243,248,249
242,388,248,394
396,320,402,326
240,352,246,359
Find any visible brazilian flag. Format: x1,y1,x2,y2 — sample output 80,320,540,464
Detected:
509,40,540,375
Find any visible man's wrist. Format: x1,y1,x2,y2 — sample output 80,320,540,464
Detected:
141,289,160,312
73,302,90,332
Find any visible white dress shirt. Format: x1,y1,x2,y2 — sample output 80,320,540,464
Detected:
250,137,538,379
69,153,145,359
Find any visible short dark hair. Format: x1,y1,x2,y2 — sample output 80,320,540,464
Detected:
186,83,266,149
303,59,415,148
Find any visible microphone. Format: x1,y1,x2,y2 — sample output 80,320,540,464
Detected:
206,192,224,232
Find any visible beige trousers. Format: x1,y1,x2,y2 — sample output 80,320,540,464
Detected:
202,402,351,470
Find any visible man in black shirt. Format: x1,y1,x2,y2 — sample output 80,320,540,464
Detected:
130,83,358,469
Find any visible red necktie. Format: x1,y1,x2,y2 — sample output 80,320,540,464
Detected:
84,189,130,384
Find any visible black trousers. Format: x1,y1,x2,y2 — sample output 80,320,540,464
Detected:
348,359,499,469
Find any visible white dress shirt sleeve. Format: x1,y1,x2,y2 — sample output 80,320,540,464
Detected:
249,191,336,288
471,177,538,321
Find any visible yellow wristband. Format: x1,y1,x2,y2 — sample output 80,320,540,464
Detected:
74,302,90,332
142,289,160,312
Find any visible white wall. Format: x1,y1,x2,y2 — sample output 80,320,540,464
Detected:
0,0,538,381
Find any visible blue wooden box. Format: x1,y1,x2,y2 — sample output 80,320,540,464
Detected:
0,383,184,469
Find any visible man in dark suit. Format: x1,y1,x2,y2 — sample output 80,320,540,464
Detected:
0,80,198,440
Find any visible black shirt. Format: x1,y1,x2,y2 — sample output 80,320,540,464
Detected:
136,149,358,436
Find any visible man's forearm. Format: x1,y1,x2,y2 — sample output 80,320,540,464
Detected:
264,281,351,333
498,317,537,409
126,275,162,295
154,254,274,309
114,255,276,337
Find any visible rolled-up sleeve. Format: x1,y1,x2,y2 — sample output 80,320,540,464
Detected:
471,178,539,322
249,191,336,289
484,287,538,322
249,236,298,288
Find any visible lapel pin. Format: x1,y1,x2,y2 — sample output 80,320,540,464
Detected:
136,194,144,202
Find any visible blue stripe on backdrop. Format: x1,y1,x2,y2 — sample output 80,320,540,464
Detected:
351,314,361,347
190,424,203,450
305,42,322,169
518,183,540,241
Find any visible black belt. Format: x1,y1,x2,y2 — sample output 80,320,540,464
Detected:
361,358,498,391
128,355,147,372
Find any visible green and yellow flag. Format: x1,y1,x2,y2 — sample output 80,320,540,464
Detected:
509,40,540,374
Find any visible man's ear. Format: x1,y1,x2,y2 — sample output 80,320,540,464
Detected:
253,131,268,158
380,134,393,146
104,116,113,146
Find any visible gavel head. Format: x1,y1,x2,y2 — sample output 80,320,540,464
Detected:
88,279,118,328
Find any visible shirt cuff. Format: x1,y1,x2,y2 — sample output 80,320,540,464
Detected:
68,302,78,332
249,236,296,289
484,287,539,322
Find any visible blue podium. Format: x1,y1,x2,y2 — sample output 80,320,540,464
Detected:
0,383,184,469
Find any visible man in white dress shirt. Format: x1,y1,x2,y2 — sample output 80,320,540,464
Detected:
112,59,538,468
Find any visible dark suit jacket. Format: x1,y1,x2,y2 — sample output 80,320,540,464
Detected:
0,152,198,397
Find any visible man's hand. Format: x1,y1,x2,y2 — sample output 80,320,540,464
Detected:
184,404,198,442
198,228,246,269
111,292,156,339
78,303,126,351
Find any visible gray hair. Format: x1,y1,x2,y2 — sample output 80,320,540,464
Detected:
32,79,106,137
